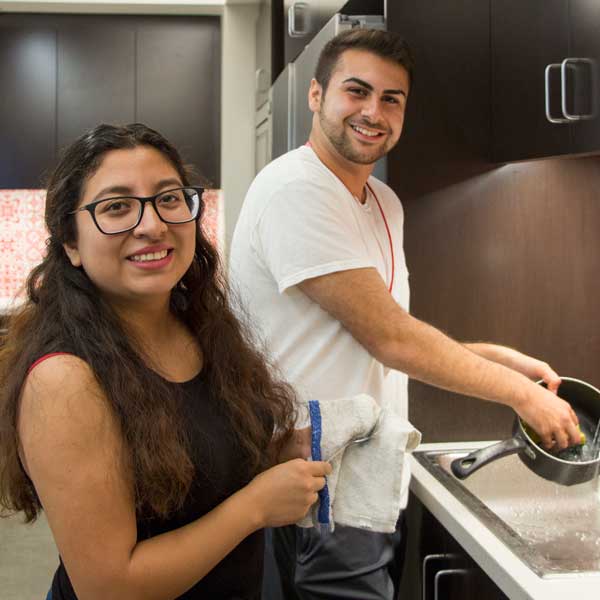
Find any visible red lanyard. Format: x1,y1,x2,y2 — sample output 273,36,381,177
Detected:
366,182,395,293
303,142,395,293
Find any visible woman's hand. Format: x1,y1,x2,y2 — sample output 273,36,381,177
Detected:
277,426,312,462
244,459,331,528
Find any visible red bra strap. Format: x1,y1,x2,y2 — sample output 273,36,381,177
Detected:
28,352,72,375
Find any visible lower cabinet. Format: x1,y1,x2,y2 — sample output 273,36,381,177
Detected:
399,493,508,600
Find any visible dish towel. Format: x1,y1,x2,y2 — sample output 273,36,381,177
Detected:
297,394,421,534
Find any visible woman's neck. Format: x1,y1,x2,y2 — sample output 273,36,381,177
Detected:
112,298,202,381
111,296,175,347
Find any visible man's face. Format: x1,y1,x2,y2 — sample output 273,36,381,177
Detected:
310,49,410,165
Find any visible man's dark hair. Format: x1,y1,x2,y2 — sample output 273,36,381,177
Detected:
315,28,415,94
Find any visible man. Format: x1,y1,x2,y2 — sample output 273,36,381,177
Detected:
230,29,579,599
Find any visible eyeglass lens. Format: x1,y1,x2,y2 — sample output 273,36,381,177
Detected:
94,188,201,234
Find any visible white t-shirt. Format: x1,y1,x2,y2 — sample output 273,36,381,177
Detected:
230,145,410,419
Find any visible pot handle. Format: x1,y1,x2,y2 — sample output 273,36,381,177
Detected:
450,437,527,479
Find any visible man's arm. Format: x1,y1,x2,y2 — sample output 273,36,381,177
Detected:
298,267,580,449
465,343,561,394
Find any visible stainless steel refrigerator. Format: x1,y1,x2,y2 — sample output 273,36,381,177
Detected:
271,12,388,181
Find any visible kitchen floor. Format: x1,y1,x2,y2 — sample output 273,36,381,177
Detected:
0,512,58,599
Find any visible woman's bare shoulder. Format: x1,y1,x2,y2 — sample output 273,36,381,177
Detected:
19,353,116,452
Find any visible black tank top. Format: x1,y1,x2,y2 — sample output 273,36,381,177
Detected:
50,370,263,600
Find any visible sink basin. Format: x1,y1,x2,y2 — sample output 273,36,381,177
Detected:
414,449,600,578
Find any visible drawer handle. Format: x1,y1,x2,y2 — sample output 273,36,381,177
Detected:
422,553,461,600
434,568,470,600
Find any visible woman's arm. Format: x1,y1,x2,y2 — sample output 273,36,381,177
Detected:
19,354,329,600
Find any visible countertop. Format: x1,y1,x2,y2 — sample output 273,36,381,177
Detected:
409,442,600,600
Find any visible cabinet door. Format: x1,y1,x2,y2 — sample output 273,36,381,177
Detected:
491,0,571,162
137,18,221,187
0,28,56,188
403,494,509,600
568,0,600,154
57,21,136,152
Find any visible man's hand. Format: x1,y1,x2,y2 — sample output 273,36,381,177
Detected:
512,383,579,449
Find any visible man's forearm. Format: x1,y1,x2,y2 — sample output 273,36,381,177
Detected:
377,316,535,412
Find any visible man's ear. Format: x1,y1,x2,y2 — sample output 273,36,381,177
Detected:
308,78,323,113
63,242,82,267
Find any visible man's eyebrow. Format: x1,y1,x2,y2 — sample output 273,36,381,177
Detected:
342,76,407,97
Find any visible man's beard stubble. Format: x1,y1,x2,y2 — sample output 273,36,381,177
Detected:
318,111,391,165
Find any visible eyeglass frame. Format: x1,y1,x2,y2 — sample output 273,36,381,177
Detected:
68,186,205,235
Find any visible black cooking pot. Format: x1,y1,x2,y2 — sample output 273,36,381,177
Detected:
451,377,600,486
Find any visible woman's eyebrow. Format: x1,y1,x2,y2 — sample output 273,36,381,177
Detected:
93,185,132,200
92,178,183,201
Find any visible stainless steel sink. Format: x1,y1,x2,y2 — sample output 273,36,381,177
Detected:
414,449,600,578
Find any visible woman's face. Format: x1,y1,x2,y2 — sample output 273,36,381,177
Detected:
63,146,197,308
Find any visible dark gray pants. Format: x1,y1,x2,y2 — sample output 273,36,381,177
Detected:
262,516,406,600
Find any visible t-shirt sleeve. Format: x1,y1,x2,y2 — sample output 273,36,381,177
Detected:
254,177,375,293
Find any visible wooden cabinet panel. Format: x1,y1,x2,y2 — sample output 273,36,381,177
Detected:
568,0,600,154
0,28,56,188
0,15,221,190
56,22,136,152
400,494,508,600
136,18,221,186
491,0,571,162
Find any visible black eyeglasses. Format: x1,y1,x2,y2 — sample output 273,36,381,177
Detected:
69,186,204,235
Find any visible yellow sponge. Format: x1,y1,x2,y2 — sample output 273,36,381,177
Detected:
523,422,586,447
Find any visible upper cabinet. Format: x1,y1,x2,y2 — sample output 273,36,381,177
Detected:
0,14,221,189
568,0,600,155
492,0,600,162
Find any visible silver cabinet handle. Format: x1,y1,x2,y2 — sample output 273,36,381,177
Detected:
434,568,470,600
561,57,597,120
422,553,461,600
288,2,310,38
545,63,570,123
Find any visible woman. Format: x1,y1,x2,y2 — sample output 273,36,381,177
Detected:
0,123,330,600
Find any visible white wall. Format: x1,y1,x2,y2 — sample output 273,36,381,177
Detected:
221,3,259,254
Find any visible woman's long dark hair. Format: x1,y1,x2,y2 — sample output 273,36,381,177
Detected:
0,123,296,522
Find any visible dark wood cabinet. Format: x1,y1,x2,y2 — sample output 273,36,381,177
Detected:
0,28,57,188
491,0,570,161
399,493,508,600
491,0,600,162
136,19,221,188
388,1,600,166
387,0,493,197
568,0,600,155
0,15,221,189
57,23,136,152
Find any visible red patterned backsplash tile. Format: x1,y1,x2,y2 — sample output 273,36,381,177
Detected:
0,190,47,311
0,189,223,311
